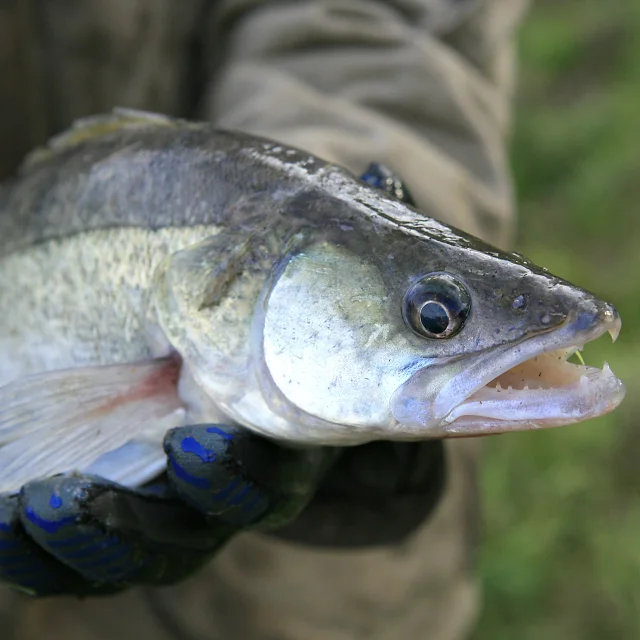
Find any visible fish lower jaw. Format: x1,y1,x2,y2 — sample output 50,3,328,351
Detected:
441,351,626,436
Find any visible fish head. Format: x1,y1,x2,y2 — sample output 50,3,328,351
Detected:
257,198,625,442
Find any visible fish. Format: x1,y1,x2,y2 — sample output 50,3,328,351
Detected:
0,109,626,494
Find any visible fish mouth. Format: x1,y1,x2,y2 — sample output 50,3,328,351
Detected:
431,304,626,436
384,299,625,438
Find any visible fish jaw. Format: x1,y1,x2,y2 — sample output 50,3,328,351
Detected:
391,301,625,437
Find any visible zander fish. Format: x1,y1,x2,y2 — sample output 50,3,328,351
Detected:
0,110,626,493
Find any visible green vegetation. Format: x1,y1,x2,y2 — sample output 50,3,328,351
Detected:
474,2,640,639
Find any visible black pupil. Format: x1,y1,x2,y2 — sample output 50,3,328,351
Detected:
420,302,450,335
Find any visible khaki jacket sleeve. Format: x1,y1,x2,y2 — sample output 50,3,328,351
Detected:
186,2,528,639
202,0,529,249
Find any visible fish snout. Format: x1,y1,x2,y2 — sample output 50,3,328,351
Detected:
566,298,621,343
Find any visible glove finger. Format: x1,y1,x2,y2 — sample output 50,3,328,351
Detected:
18,474,230,589
19,475,156,586
164,424,337,528
85,473,236,554
272,440,446,547
164,424,271,525
360,162,415,205
0,491,118,596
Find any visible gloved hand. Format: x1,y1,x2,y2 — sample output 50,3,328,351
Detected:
0,424,334,597
0,164,444,598
0,426,444,597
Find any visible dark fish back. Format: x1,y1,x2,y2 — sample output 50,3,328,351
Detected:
0,118,329,257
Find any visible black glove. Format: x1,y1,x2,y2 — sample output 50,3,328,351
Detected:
272,440,445,548
0,424,445,597
0,424,333,596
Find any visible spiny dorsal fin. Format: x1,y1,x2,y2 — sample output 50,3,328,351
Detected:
21,108,178,173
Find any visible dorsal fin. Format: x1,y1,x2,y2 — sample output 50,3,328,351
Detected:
21,108,178,173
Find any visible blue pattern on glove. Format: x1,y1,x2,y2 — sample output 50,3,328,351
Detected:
165,424,271,525
20,477,144,584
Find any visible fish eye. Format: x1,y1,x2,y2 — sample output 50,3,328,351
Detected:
403,273,471,339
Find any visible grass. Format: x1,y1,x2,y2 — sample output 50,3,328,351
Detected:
473,2,640,639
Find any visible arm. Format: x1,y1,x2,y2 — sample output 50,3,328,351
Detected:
190,2,527,639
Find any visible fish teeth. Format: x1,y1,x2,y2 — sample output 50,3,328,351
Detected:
606,311,621,342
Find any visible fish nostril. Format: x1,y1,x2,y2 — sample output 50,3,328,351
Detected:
512,294,527,311
600,302,619,324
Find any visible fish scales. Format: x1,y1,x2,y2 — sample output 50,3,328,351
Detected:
0,226,222,384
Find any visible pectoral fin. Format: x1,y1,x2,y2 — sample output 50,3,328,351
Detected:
84,439,168,488
0,358,184,494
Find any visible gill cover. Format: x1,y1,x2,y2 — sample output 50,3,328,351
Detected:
260,241,421,434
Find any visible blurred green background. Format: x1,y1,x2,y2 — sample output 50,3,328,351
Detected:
474,2,640,639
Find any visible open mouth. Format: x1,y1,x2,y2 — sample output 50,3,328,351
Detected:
441,307,625,435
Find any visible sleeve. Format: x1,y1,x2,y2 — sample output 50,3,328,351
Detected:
189,2,530,639
201,0,529,249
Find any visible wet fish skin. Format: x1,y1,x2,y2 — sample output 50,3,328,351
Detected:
0,110,625,492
